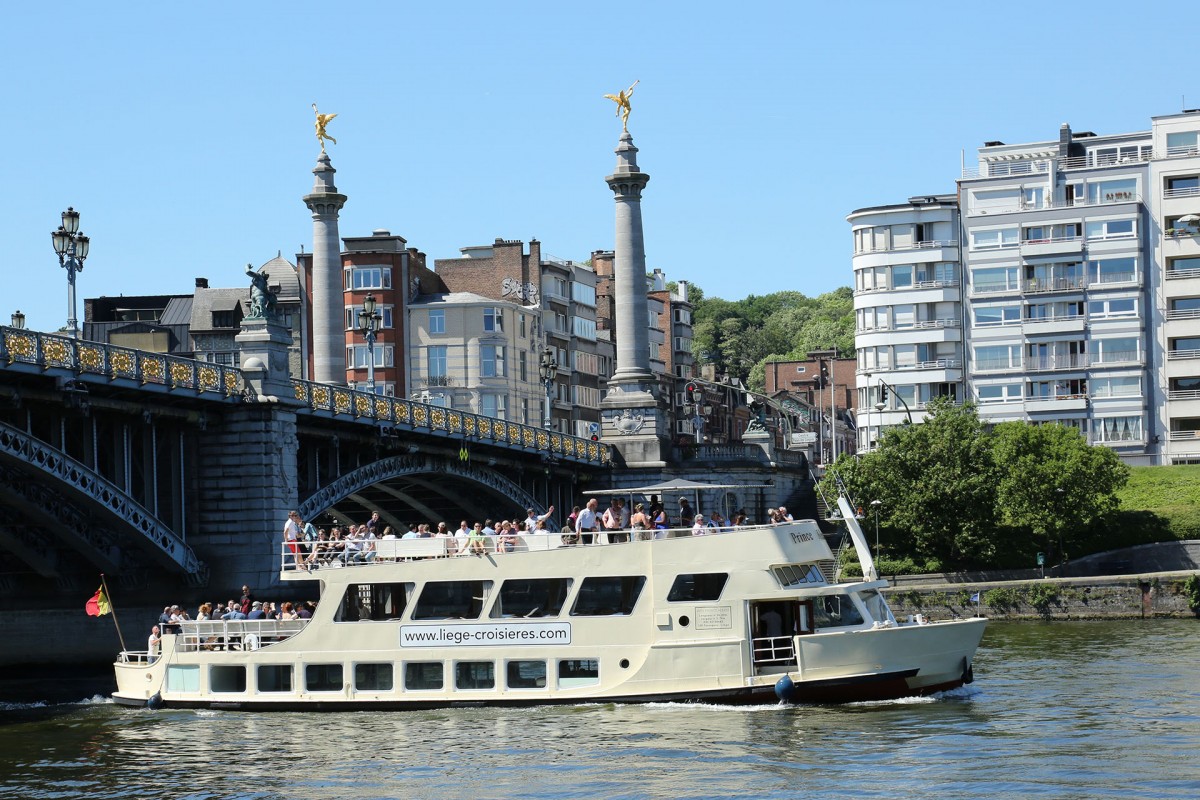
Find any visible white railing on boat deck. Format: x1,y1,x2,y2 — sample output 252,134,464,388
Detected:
751,635,796,667
279,524,805,571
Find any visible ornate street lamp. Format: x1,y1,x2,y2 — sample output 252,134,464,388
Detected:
356,293,382,394
50,207,90,338
10,310,25,329
539,346,558,429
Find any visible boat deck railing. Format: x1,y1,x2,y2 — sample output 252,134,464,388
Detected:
751,635,796,668
280,524,799,572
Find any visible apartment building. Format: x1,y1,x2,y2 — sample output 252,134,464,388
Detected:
849,111,1200,464
848,195,964,450
434,239,606,437
406,292,542,422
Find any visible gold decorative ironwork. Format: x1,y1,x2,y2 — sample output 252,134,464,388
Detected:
224,372,239,396
550,434,561,451
110,350,135,378
507,423,520,443
522,428,535,447
600,445,611,463
375,398,391,420
448,412,462,432
413,406,428,425
43,339,73,367
355,395,372,416
78,345,104,372
463,416,476,437
536,431,549,449
396,402,410,422
140,356,165,383
477,419,491,437
5,333,36,362
575,440,587,457
312,386,331,409
294,382,309,402
198,366,219,391
170,362,194,387
587,443,599,460
431,409,447,428
333,391,351,414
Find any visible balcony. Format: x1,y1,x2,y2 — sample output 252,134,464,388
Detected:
1022,316,1087,336
1167,309,1200,321
1024,277,1088,295
1168,348,1200,361
852,240,958,255
1164,186,1200,199
1020,236,1084,259
1026,355,1088,373
1025,395,1088,413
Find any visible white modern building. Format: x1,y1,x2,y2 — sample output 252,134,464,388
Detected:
849,110,1200,465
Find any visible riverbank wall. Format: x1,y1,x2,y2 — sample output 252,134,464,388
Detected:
883,572,1199,621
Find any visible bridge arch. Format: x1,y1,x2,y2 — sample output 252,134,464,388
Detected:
296,454,544,528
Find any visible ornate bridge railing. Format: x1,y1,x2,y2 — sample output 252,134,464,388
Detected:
292,379,612,466
0,326,243,399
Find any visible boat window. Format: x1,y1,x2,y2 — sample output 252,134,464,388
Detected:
455,661,495,690
667,573,728,602
210,665,246,693
811,595,865,629
772,564,825,588
558,659,599,688
571,576,646,616
412,580,490,620
257,665,293,693
305,663,343,692
336,582,412,622
857,590,892,624
354,663,394,692
166,665,199,693
492,578,572,618
404,662,443,691
506,660,548,689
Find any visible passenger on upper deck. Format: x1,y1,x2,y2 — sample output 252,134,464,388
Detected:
692,514,708,536
524,505,555,531
576,499,600,545
147,625,161,661
602,499,629,543
496,521,519,553
630,503,651,540
678,497,694,528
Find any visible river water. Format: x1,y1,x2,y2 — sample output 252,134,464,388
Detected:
2,620,1199,799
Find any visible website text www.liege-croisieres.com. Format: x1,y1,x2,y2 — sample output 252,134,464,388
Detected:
399,622,571,647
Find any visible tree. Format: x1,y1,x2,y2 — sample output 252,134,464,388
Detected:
990,422,1129,563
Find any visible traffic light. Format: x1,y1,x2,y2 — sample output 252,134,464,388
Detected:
880,383,889,405
817,362,829,388
590,433,599,442
685,382,698,402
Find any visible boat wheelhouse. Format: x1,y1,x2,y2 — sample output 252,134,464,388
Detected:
112,506,986,710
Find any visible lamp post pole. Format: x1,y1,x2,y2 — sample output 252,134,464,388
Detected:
539,346,558,430
870,499,882,562
51,207,90,339
356,293,382,394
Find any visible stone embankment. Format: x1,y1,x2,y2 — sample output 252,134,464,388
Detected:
883,572,1199,621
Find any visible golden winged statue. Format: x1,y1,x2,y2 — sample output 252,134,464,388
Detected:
604,80,639,132
312,103,338,152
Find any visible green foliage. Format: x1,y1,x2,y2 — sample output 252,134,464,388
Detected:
690,287,854,386
983,587,1023,610
1184,575,1200,611
1025,583,1060,611
823,400,1133,570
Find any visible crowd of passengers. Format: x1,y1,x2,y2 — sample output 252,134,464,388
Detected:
281,499,798,570
146,585,314,655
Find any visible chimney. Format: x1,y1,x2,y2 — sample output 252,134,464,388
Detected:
1059,123,1072,159
195,277,209,289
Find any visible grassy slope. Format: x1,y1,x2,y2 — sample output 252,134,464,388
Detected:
1112,465,1200,543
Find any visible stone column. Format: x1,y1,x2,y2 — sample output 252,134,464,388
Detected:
303,153,348,384
601,131,668,467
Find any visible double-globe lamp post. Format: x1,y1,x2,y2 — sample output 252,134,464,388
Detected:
539,347,558,430
51,207,91,339
356,293,382,394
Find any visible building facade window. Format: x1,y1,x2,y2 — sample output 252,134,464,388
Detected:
484,308,504,332
480,393,507,419
572,282,597,306
345,267,391,290
572,316,597,340
429,309,445,334
346,305,394,330
427,345,448,378
348,345,394,368
481,345,506,377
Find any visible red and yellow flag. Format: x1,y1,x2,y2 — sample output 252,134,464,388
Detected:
85,586,111,616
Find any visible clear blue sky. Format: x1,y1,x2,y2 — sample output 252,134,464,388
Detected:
4,2,1195,332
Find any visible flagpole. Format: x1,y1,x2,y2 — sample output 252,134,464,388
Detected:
100,573,128,653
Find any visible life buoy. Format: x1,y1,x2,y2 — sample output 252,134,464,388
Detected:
244,633,260,651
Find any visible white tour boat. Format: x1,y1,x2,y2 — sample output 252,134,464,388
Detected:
112,498,986,710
